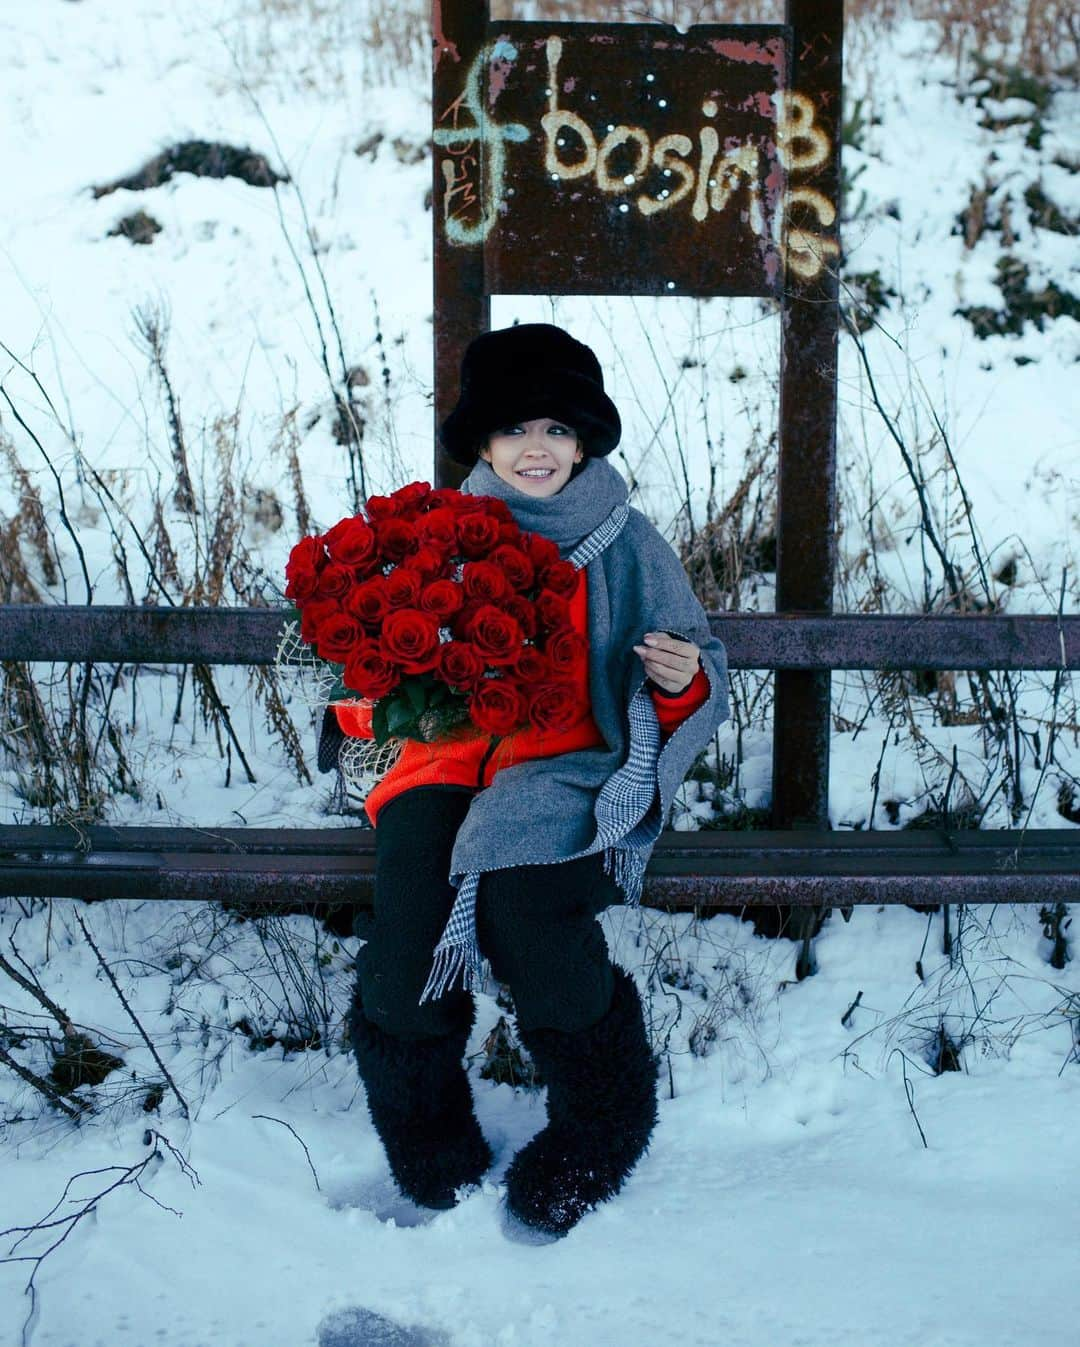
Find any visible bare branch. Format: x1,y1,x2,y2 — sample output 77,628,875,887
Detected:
0,1042,85,1120
252,1113,321,1191
72,909,190,1119
0,1130,198,1347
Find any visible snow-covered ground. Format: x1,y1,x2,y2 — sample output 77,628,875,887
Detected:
1,2,1078,1344
3,896,1079,1347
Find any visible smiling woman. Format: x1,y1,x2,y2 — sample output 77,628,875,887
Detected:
345,321,729,1239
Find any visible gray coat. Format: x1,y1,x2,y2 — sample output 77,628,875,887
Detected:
421,457,730,1001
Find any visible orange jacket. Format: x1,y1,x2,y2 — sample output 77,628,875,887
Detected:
332,569,709,826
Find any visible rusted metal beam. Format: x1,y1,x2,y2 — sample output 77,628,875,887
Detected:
713,612,1078,671
773,0,844,831
2,606,1075,670
433,0,491,489
1,825,1076,906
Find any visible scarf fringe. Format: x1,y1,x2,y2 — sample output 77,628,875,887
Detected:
603,845,646,908
418,938,485,1004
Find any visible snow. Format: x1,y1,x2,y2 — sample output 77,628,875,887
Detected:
1,2,1079,1344
3,898,1079,1347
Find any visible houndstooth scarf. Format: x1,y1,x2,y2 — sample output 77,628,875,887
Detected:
418,456,730,1004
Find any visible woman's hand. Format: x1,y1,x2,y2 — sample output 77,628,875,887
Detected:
632,632,701,695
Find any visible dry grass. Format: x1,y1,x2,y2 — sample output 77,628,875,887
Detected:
495,0,1076,79
0,332,316,822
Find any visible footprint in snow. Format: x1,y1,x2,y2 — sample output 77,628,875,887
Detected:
325,1174,441,1228
318,1306,451,1347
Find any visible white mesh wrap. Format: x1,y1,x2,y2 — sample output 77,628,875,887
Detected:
274,619,338,709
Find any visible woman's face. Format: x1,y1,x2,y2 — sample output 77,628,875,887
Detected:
479,417,583,497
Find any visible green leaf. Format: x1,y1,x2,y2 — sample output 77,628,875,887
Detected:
372,702,390,747
387,700,415,733
405,679,427,715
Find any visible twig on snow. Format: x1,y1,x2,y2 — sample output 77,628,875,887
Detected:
0,1129,198,1347
72,909,190,1119
888,1048,928,1149
252,1113,322,1191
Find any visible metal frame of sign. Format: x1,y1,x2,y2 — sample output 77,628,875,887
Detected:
431,0,842,833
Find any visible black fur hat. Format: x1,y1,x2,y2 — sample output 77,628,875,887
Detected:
439,323,622,465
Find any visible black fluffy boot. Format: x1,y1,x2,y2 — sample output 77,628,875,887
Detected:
348,985,493,1210
504,965,659,1237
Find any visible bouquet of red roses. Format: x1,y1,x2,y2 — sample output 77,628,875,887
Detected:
282,481,588,745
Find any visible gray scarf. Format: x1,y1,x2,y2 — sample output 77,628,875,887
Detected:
419,456,730,1002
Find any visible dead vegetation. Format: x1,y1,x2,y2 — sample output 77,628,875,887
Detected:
106,211,162,245
0,326,315,823
496,0,1078,81
93,140,285,198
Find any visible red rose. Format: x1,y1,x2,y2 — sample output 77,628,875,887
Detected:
426,487,464,511
538,559,579,598
437,641,483,690
497,521,522,545
345,576,389,627
515,646,549,681
535,590,571,632
364,494,399,521
343,641,400,699
417,508,459,550
545,627,588,675
314,562,353,600
315,612,363,663
380,608,441,673
405,544,450,580
501,594,538,640
457,512,502,558
451,601,485,642
489,544,534,592
465,605,523,666
462,560,510,603
525,533,561,570
482,497,515,524
420,579,464,620
375,517,419,563
528,681,582,735
391,481,431,512
385,568,422,609
469,679,526,735
322,517,377,569
299,597,340,644
284,536,324,602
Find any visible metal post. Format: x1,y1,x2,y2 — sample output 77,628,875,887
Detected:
772,0,843,833
432,0,491,488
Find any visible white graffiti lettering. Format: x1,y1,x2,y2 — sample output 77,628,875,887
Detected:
784,186,840,279
437,34,837,281
434,40,529,245
774,91,829,172
637,133,694,216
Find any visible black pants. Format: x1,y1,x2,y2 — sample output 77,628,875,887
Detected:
356,786,621,1039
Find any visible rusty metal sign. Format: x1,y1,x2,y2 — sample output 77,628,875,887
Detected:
435,23,795,297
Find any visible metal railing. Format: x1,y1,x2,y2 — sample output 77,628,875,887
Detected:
1,606,1076,912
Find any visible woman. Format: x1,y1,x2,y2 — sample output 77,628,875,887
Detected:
341,322,729,1237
